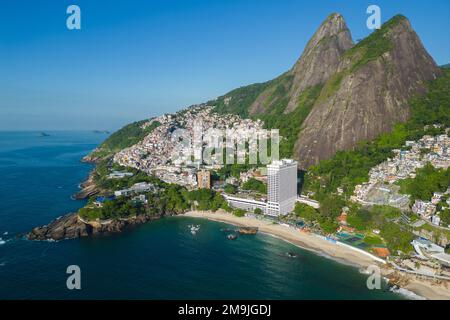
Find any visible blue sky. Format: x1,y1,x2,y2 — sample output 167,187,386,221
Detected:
1,0,449,130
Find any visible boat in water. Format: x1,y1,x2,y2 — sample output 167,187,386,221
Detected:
188,225,200,235
227,234,238,240
286,252,297,258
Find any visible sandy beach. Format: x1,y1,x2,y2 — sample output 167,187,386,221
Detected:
182,210,450,300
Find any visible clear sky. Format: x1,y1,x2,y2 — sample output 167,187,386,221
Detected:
1,0,449,130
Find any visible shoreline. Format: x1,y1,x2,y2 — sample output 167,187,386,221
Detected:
182,210,450,300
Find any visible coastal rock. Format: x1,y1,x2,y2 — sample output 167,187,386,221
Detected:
81,149,103,163
27,214,93,241
284,13,354,113
27,213,165,241
237,227,258,235
73,171,99,200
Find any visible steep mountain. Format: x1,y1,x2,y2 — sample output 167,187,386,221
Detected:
213,13,352,118
294,15,441,168
249,13,353,115
213,14,441,169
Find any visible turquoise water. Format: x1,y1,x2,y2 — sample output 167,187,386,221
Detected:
0,131,403,299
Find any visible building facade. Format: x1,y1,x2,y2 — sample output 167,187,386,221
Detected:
223,194,267,214
197,169,211,189
266,159,298,216
223,159,298,216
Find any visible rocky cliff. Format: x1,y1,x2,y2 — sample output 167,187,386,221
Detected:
213,14,441,169
248,13,353,116
294,15,441,168
27,213,165,241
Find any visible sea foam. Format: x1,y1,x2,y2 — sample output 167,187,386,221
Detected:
390,287,426,300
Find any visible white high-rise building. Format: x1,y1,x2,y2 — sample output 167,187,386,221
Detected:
266,159,298,216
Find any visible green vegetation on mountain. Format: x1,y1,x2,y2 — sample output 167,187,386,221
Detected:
398,164,450,202
213,82,271,118
212,15,424,164
260,84,322,158
213,79,322,158
212,72,297,118
304,69,450,198
345,15,405,72
91,120,161,158
317,71,346,102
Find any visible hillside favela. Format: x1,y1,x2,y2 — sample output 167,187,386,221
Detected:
1,1,449,306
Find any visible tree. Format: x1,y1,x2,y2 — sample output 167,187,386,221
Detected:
319,195,345,220
233,209,246,217
441,209,450,227
242,178,267,194
224,184,237,194
398,164,450,202
347,209,373,231
380,222,414,253
294,203,318,221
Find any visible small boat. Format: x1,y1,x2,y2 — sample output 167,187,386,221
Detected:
189,225,200,235
287,252,297,258
220,228,234,233
227,234,238,240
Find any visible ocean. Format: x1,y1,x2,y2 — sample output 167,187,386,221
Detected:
0,131,404,299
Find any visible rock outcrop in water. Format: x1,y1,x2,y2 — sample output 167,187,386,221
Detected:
81,149,104,163
73,171,99,200
27,213,164,241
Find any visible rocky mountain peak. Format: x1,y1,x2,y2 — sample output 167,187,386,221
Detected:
284,13,353,113
211,13,442,170
295,13,351,62
248,13,353,115
294,14,441,168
